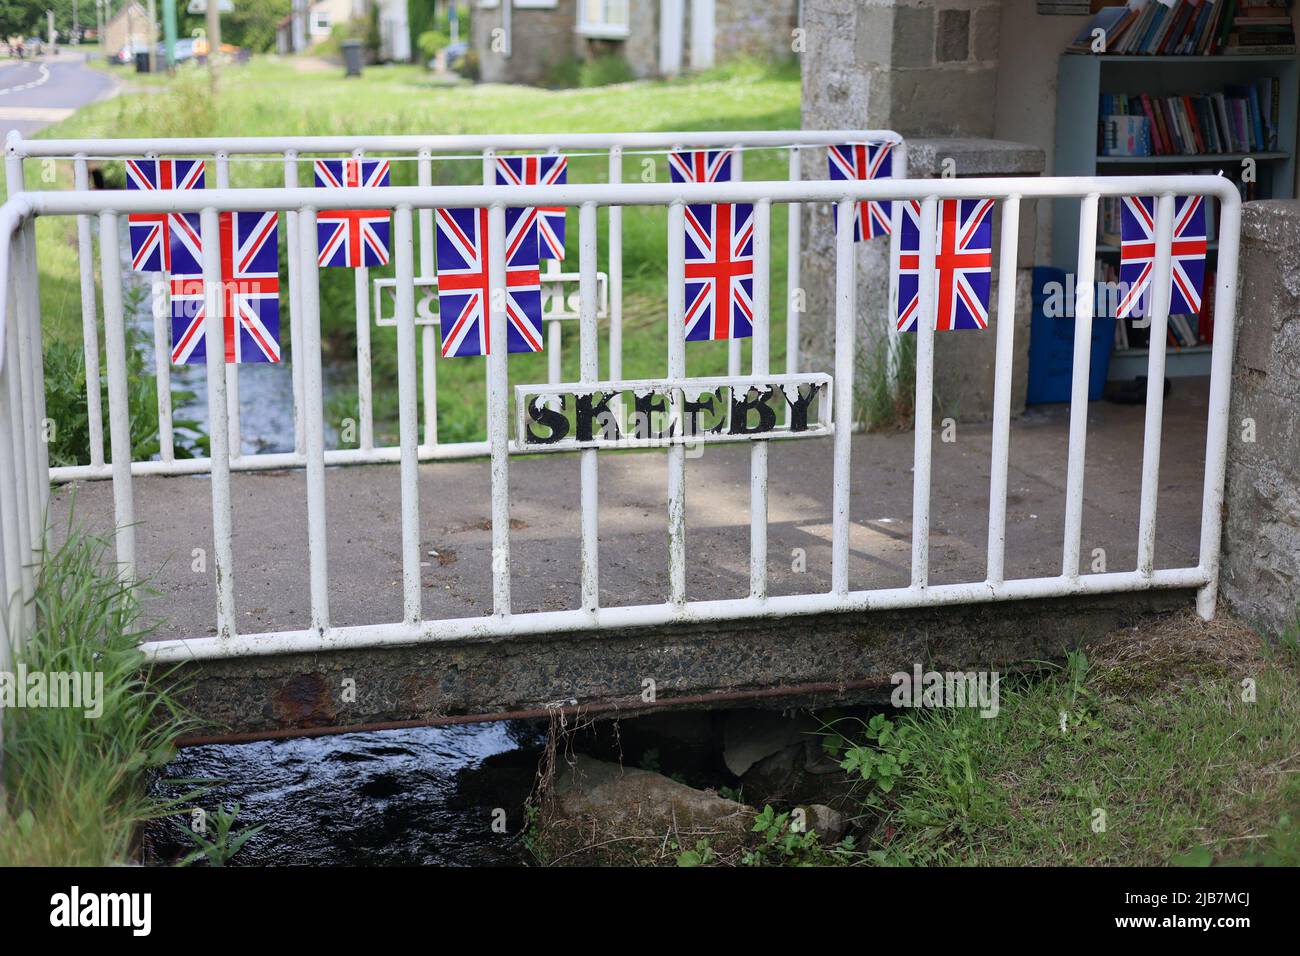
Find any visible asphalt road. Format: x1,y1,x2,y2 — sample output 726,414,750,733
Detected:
0,49,117,143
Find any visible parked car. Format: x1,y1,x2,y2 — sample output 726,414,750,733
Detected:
154,38,196,63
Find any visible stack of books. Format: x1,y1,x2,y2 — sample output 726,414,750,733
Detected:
1068,0,1295,55
1098,79,1282,155
1222,0,1297,54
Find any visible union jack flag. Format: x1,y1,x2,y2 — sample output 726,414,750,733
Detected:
435,207,543,357
897,198,994,333
827,142,893,241
495,154,568,260
313,158,392,268
668,149,735,183
169,211,281,365
125,158,205,272
684,203,754,341
1117,195,1207,319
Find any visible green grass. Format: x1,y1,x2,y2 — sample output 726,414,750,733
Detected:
22,56,801,445
822,616,1300,866
0,520,194,866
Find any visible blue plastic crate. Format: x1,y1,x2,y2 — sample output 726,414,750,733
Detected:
1026,266,1115,405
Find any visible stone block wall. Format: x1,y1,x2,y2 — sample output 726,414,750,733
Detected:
1220,201,1300,636
804,0,1002,139
715,0,799,63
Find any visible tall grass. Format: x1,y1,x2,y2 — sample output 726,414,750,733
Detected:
0,519,194,866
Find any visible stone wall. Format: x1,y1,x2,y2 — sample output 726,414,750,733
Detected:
715,0,799,63
802,0,1002,139
1220,201,1300,636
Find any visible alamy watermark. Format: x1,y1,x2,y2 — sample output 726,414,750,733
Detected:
0,665,104,718
890,665,1000,718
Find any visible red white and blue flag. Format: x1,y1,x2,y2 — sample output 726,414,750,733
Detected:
897,198,994,333
684,203,754,341
1117,195,1207,319
827,142,893,241
313,158,392,268
169,211,281,365
669,149,735,183
125,158,205,272
435,207,543,357
495,154,568,260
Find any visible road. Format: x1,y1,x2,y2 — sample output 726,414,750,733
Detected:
0,49,118,143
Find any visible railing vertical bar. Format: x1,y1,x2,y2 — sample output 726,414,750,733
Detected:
784,146,801,381
352,149,374,453
73,156,106,468
487,202,512,617
0,360,21,654
1062,193,1100,578
830,198,857,596
98,212,137,580
1136,192,1176,576
299,208,331,633
667,200,687,605
14,220,43,556
417,148,438,451
393,204,422,624
985,195,1021,587
886,141,907,384
1196,188,1241,620
727,144,744,379
215,152,241,461
3,272,31,629
199,207,236,638
544,260,563,384
284,150,306,458
608,147,623,385
579,202,600,613
482,149,497,444
749,199,771,600
152,268,175,463
910,196,939,590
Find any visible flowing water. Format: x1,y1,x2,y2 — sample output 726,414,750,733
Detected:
123,232,543,867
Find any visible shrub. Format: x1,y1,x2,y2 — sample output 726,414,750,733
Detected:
578,54,634,88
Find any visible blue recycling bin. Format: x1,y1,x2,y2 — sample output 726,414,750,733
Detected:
1026,265,1115,404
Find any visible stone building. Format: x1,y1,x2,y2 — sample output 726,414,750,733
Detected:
471,0,799,86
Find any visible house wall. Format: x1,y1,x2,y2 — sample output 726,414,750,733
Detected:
474,0,582,85
104,5,149,55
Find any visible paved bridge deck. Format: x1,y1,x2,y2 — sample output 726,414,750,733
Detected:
52,380,1210,646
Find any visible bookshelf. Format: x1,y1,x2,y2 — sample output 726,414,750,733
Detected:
1053,53,1299,378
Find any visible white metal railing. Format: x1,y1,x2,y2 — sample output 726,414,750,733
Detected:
0,171,1241,668
5,129,908,481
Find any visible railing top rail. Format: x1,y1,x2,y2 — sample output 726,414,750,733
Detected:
10,174,1243,220
5,128,907,159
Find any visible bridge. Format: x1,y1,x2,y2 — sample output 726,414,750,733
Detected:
0,130,1240,742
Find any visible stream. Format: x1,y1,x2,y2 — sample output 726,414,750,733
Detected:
122,233,544,867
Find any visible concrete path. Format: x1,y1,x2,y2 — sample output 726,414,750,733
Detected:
0,50,117,142
51,380,1211,643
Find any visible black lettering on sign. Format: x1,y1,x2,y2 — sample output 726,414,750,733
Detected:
633,390,670,440
575,391,621,442
728,386,779,435
682,388,727,436
525,396,569,444
782,383,822,432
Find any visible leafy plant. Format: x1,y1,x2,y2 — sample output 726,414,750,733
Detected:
739,804,856,866
176,803,264,866
43,335,208,468
675,838,716,867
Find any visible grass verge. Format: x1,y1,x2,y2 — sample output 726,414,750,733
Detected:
823,613,1300,866
0,517,193,866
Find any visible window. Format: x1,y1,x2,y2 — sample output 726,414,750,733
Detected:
515,0,559,7
310,9,331,34
577,0,629,38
